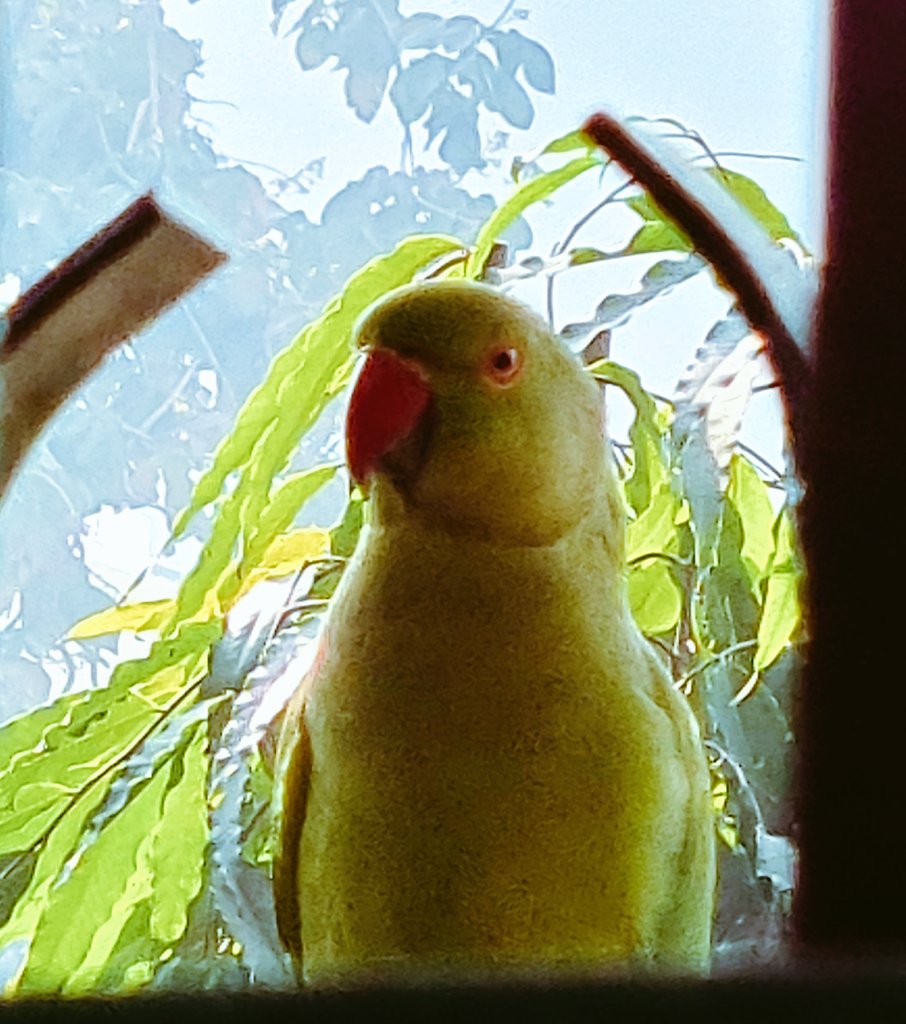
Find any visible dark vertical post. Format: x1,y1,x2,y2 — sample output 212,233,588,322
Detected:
795,0,906,955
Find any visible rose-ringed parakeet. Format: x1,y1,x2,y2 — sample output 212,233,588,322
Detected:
273,280,715,985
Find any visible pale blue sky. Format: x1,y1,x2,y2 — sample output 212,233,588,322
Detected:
162,0,826,240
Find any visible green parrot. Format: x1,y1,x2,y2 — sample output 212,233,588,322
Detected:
272,280,715,986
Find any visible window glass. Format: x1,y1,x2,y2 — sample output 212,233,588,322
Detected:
0,0,825,993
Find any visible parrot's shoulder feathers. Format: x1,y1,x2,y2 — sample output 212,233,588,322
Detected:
272,639,325,967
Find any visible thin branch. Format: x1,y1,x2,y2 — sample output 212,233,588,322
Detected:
736,441,783,481
699,150,804,165
546,180,631,327
627,551,690,570
490,0,519,30
674,638,757,691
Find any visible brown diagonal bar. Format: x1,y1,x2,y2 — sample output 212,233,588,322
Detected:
0,194,226,496
581,112,811,450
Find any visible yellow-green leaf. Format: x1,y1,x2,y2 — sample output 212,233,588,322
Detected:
468,155,598,277
240,463,339,574
626,484,681,564
753,510,801,673
726,454,775,587
172,235,463,539
629,560,683,637
17,750,173,994
67,600,172,640
0,776,111,983
148,725,209,945
623,166,807,257
588,359,670,514
242,528,331,587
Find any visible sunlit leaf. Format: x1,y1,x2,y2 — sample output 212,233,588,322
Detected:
245,529,330,583
628,560,683,637
16,730,191,994
68,701,216,870
726,454,775,589
546,127,595,155
623,166,807,257
148,725,209,945
753,510,801,674
587,359,670,515
468,155,599,277
0,776,111,981
626,485,682,564
707,168,805,251
0,621,217,857
240,463,339,574
67,600,172,640
172,235,463,539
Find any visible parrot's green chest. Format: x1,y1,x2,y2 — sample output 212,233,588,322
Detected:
290,524,715,984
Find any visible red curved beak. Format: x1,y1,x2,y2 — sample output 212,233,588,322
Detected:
346,348,432,485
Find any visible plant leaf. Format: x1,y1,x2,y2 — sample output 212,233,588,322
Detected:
15,728,194,994
467,155,599,277
0,621,218,858
172,235,463,539
240,463,339,576
0,776,111,980
67,600,172,640
623,165,807,257
626,484,683,564
753,510,801,674
148,724,209,945
628,560,683,637
587,359,670,515
674,314,764,478
560,256,703,353
726,454,775,590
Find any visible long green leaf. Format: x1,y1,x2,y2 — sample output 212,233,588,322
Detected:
16,737,180,993
240,462,340,577
726,453,775,590
468,155,599,277
588,359,670,515
628,560,683,637
623,166,807,257
148,725,209,946
0,621,217,857
172,234,463,539
753,509,801,673
15,718,212,995
0,775,111,987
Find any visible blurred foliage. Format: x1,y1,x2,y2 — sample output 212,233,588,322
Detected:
269,0,555,172
1,0,805,994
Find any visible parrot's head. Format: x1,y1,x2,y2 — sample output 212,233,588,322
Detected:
348,280,612,547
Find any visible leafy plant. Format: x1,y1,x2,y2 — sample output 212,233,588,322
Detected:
0,115,806,990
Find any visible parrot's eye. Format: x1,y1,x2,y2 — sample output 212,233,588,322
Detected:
484,346,523,387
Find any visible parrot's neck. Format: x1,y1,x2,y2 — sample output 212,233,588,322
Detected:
364,468,631,629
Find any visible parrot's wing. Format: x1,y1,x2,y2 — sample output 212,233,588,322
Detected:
272,666,314,966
